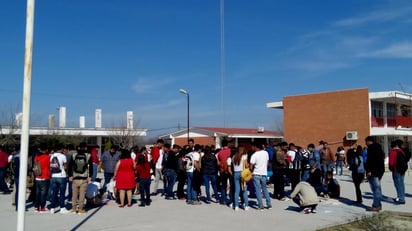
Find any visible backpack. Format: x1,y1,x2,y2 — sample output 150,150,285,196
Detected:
291,151,302,170
72,153,90,177
33,159,42,176
183,153,193,170
50,155,62,174
396,150,409,174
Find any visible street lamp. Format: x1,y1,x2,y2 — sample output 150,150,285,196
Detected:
179,88,190,144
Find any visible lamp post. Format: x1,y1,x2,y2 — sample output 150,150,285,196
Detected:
179,88,189,144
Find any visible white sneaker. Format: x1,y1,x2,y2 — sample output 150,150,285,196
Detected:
234,207,239,211
50,208,55,214
60,208,69,214
244,206,249,211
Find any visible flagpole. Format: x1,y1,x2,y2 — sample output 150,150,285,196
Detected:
17,0,35,230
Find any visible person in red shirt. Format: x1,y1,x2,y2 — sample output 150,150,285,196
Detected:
34,143,51,213
0,145,11,194
135,154,151,207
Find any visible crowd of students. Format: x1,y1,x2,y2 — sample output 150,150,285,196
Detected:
0,136,409,214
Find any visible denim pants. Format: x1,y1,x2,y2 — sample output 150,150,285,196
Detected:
35,180,50,209
186,172,197,201
92,163,98,181
234,171,248,208
203,174,219,202
368,176,382,207
163,169,177,198
253,175,271,208
0,168,9,192
336,160,344,175
392,172,405,202
103,172,114,191
139,178,151,203
50,177,67,209
220,172,231,204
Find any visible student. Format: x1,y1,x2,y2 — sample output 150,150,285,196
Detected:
290,181,318,214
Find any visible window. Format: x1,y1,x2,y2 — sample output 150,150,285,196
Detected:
371,101,383,117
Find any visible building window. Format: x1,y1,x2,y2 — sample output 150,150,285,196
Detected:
371,101,384,127
387,103,396,127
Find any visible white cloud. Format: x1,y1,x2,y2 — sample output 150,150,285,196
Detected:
358,42,412,58
131,77,174,94
334,6,412,27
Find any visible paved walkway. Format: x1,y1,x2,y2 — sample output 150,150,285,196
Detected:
1,169,411,231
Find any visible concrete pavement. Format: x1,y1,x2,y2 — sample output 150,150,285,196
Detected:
1,169,411,231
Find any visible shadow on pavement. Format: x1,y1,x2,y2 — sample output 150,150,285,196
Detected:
70,205,104,231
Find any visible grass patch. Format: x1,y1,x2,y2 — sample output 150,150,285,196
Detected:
317,211,412,231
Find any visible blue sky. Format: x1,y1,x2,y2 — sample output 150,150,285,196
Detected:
1,0,412,138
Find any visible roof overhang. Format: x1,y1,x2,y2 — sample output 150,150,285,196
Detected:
266,101,283,109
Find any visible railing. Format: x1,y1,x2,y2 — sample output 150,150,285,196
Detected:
371,116,412,127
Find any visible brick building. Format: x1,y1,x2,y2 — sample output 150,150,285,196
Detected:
267,88,412,154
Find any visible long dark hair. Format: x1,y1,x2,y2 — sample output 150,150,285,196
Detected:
233,147,246,166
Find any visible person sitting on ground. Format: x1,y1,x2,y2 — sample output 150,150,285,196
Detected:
86,178,105,208
290,181,319,214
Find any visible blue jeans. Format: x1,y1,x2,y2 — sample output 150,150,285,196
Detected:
163,169,177,198
253,175,271,208
0,168,9,192
368,176,382,208
392,172,405,202
103,172,114,191
336,160,344,175
234,171,248,208
220,172,231,204
92,163,98,181
50,177,67,209
139,178,151,203
186,172,197,201
321,161,333,180
301,169,310,182
203,174,219,202
35,180,50,209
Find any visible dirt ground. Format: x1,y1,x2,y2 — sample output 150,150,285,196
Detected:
317,211,412,231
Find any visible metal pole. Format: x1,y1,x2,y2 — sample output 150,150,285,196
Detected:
17,0,35,230
187,93,190,144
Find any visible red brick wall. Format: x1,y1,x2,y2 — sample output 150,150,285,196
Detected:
283,88,370,150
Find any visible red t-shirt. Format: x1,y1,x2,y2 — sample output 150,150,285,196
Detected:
34,153,51,180
0,150,9,168
135,162,151,179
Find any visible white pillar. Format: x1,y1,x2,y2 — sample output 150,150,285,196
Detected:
127,111,133,129
79,116,85,128
59,106,66,128
95,109,102,128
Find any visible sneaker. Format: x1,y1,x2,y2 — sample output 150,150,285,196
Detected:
266,205,273,210
280,197,290,202
393,198,406,204
70,209,77,214
60,208,69,214
311,209,317,214
258,207,265,211
192,201,201,205
77,209,87,214
50,208,55,214
39,207,49,214
186,200,194,205
366,206,382,212
234,206,239,211
244,206,249,211
303,208,311,214
34,207,39,213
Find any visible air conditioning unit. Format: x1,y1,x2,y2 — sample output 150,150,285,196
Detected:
346,131,358,140
257,126,265,133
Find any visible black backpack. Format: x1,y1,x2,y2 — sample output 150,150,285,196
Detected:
73,153,90,177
